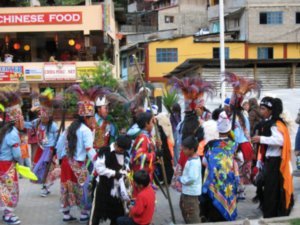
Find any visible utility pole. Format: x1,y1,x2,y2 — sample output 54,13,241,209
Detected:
219,0,226,106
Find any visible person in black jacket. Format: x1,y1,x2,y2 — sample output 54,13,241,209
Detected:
90,135,132,225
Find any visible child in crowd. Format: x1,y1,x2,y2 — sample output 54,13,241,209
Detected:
20,131,30,168
178,136,202,224
117,170,155,225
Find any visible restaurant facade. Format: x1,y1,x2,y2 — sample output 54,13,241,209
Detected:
0,1,119,95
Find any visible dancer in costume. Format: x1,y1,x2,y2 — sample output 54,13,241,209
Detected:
94,96,117,150
90,135,132,225
130,112,157,194
168,76,214,192
56,85,105,223
0,89,23,225
224,72,261,199
202,111,239,222
252,97,294,218
24,88,58,197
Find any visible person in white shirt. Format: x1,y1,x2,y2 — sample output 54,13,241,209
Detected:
252,96,294,218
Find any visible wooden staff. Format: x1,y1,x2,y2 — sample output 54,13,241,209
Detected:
133,55,176,224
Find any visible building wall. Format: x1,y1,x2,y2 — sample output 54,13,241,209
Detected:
158,0,208,35
287,44,300,58
147,37,245,77
247,5,300,43
248,43,284,59
208,0,246,20
158,6,179,32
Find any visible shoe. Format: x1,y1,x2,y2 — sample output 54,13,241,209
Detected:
79,214,89,223
63,215,77,223
3,215,21,225
40,188,50,197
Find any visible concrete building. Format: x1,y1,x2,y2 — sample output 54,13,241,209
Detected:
144,0,300,89
208,0,300,43
0,0,120,91
154,0,208,35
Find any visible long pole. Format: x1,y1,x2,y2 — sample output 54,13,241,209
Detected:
220,0,226,106
133,55,176,224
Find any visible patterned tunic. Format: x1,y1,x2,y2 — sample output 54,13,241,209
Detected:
202,138,239,221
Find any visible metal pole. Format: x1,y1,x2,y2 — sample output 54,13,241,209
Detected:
219,0,226,106
132,55,176,224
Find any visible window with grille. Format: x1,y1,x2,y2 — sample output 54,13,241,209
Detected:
260,12,283,24
156,48,178,62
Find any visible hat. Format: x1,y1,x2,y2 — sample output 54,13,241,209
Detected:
224,97,230,106
0,88,23,122
169,76,215,111
146,104,159,115
217,111,231,133
260,96,273,110
66,85,107,117
95,96,109,107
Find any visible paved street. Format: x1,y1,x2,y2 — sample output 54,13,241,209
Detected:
1,174,299,225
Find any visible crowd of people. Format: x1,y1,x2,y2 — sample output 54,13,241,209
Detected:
0,73,298,225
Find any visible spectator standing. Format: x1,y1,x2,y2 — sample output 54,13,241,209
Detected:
178,136,202,224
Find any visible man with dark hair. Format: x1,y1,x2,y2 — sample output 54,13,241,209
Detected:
252,97,294,218
91,135,132,225
117,170,155,225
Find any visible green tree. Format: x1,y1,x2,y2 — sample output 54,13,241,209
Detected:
80,59,118,91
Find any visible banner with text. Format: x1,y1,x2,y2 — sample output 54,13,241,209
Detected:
24,67,43,81
0,65,23,82
44,62,76,81
77,67,97,78
0,12,82,26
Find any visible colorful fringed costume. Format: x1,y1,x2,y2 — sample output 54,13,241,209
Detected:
202,139,239,221
24,88,59,192
168,76,214,192
130,130,156,191
0,88,23,224
224,72,262,193
56,85,105,222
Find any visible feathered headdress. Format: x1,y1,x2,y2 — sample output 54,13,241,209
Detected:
66,84,109,117
105,79,151,114
168,76,215,111
224,72,262,108
0,87,23,122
